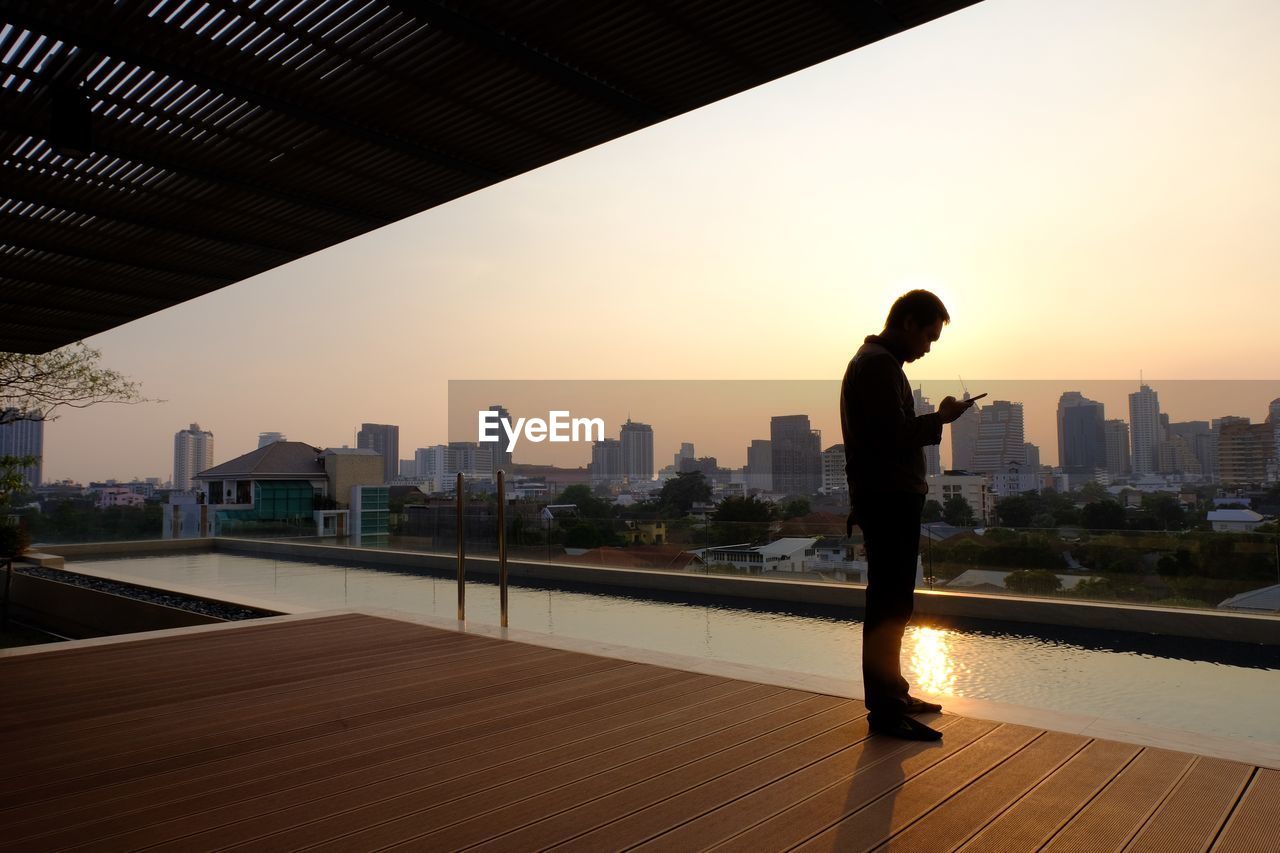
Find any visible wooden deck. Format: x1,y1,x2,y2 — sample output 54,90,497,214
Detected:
0,613,1273,852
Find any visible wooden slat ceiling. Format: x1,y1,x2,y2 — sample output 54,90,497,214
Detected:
1,0,980,353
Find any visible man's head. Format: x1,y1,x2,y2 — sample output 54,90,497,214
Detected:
884,290,950,362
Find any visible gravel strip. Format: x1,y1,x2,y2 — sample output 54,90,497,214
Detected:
14,566,277,621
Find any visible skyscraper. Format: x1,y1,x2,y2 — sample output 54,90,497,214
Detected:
971,401,1026,473
1057,392,1106,476
1164,421,1210,477
0,409,44,488
1104,419,1131,477
357,423,399,483
619,419,654,482
770,415,821,496
745,439,772,492
1209,416,1251,484
173,423,214,491
1270,399,1280,483
949,392,980,471
1024,443,1040,471
913,388,942,476
486,405,513,478
674,442,695,471
257,432,287,448
590,438,623,486
821,444,847,494
1128,384,1161,476
1219,422,1275,485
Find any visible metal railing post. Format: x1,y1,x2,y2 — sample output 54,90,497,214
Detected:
456,472,465,621
497,469,508,627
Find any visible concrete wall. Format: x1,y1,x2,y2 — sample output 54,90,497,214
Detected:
7,572,223,638
324,454,385,507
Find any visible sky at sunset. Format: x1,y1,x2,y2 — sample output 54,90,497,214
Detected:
38,0,1280,483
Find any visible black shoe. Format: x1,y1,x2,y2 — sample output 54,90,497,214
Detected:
868,715,943,741
904,696,943,715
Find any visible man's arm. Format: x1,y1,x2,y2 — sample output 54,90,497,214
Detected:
850,354,943,450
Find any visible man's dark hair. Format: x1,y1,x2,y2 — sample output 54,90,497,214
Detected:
885,290,950,330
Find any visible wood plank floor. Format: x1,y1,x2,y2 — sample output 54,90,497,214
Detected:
0,614,1272,852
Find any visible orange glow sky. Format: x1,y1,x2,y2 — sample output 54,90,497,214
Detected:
42,0,1280,482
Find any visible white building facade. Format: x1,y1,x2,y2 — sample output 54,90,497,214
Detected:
173,423,214,491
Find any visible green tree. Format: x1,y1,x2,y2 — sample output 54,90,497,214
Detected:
1005,569,1062,595
922,499,944,524
1071,576,1116,600
554,484,613,521
564,523,605,550
1030,512,1057,530
1156,548,1197,578
2,343,149,424
1082,500,1127,531
658,472,711,516
1140,493,1187,530
0,455,37,510
778,497,811,520
712,495,773,545
1078,481,1108,503
995,494,1035,528
943,495,976,527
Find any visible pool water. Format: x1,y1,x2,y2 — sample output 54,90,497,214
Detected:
75,552,1280,745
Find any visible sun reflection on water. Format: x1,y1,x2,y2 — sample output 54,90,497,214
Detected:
908,626,956,695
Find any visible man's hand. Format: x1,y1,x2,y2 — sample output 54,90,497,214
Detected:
938,395,974,423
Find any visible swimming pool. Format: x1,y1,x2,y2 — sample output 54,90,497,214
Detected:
71,551,1280,745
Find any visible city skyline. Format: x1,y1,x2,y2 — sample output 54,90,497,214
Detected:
29,0,1280,482
34,379,1279,486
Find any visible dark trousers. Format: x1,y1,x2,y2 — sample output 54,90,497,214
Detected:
855,491,925,719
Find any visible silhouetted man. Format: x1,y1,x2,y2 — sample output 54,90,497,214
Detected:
840,290,974,740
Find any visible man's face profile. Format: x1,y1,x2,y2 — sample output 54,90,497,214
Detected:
902,318,944,362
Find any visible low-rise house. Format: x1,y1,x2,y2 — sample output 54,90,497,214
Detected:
1219,584,1280,614
163,441,386,541
1207,509,1267,533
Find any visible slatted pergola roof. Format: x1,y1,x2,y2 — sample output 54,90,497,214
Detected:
1,0,979,353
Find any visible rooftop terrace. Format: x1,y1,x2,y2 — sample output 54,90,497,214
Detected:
2,611,1275,851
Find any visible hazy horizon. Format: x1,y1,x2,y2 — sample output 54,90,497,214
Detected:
31,0,1280,483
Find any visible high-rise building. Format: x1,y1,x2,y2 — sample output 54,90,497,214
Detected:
1163,421,1210,477
1269,399,1280,483
674,442,695,471
1128,384,1161,476
971,401,1025,473
949,392,980,471
821,445,847,494
486,405,513,478
0,409,44,488
745,439,772,492
356,423,399,483
619,419,654,482
590,438,623,485
449,441,492,480
257,432,287,448
1104,419,1131,477
1208,416,1250,484
415,445,453,490
770,415,822,496
913,388,942,476
173,423,214,491
1024,443,1040,471
1219,422,1275,485
1057,392,1106,476
398,459,416,478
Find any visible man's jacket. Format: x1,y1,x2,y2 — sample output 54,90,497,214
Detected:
839,335,944,502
